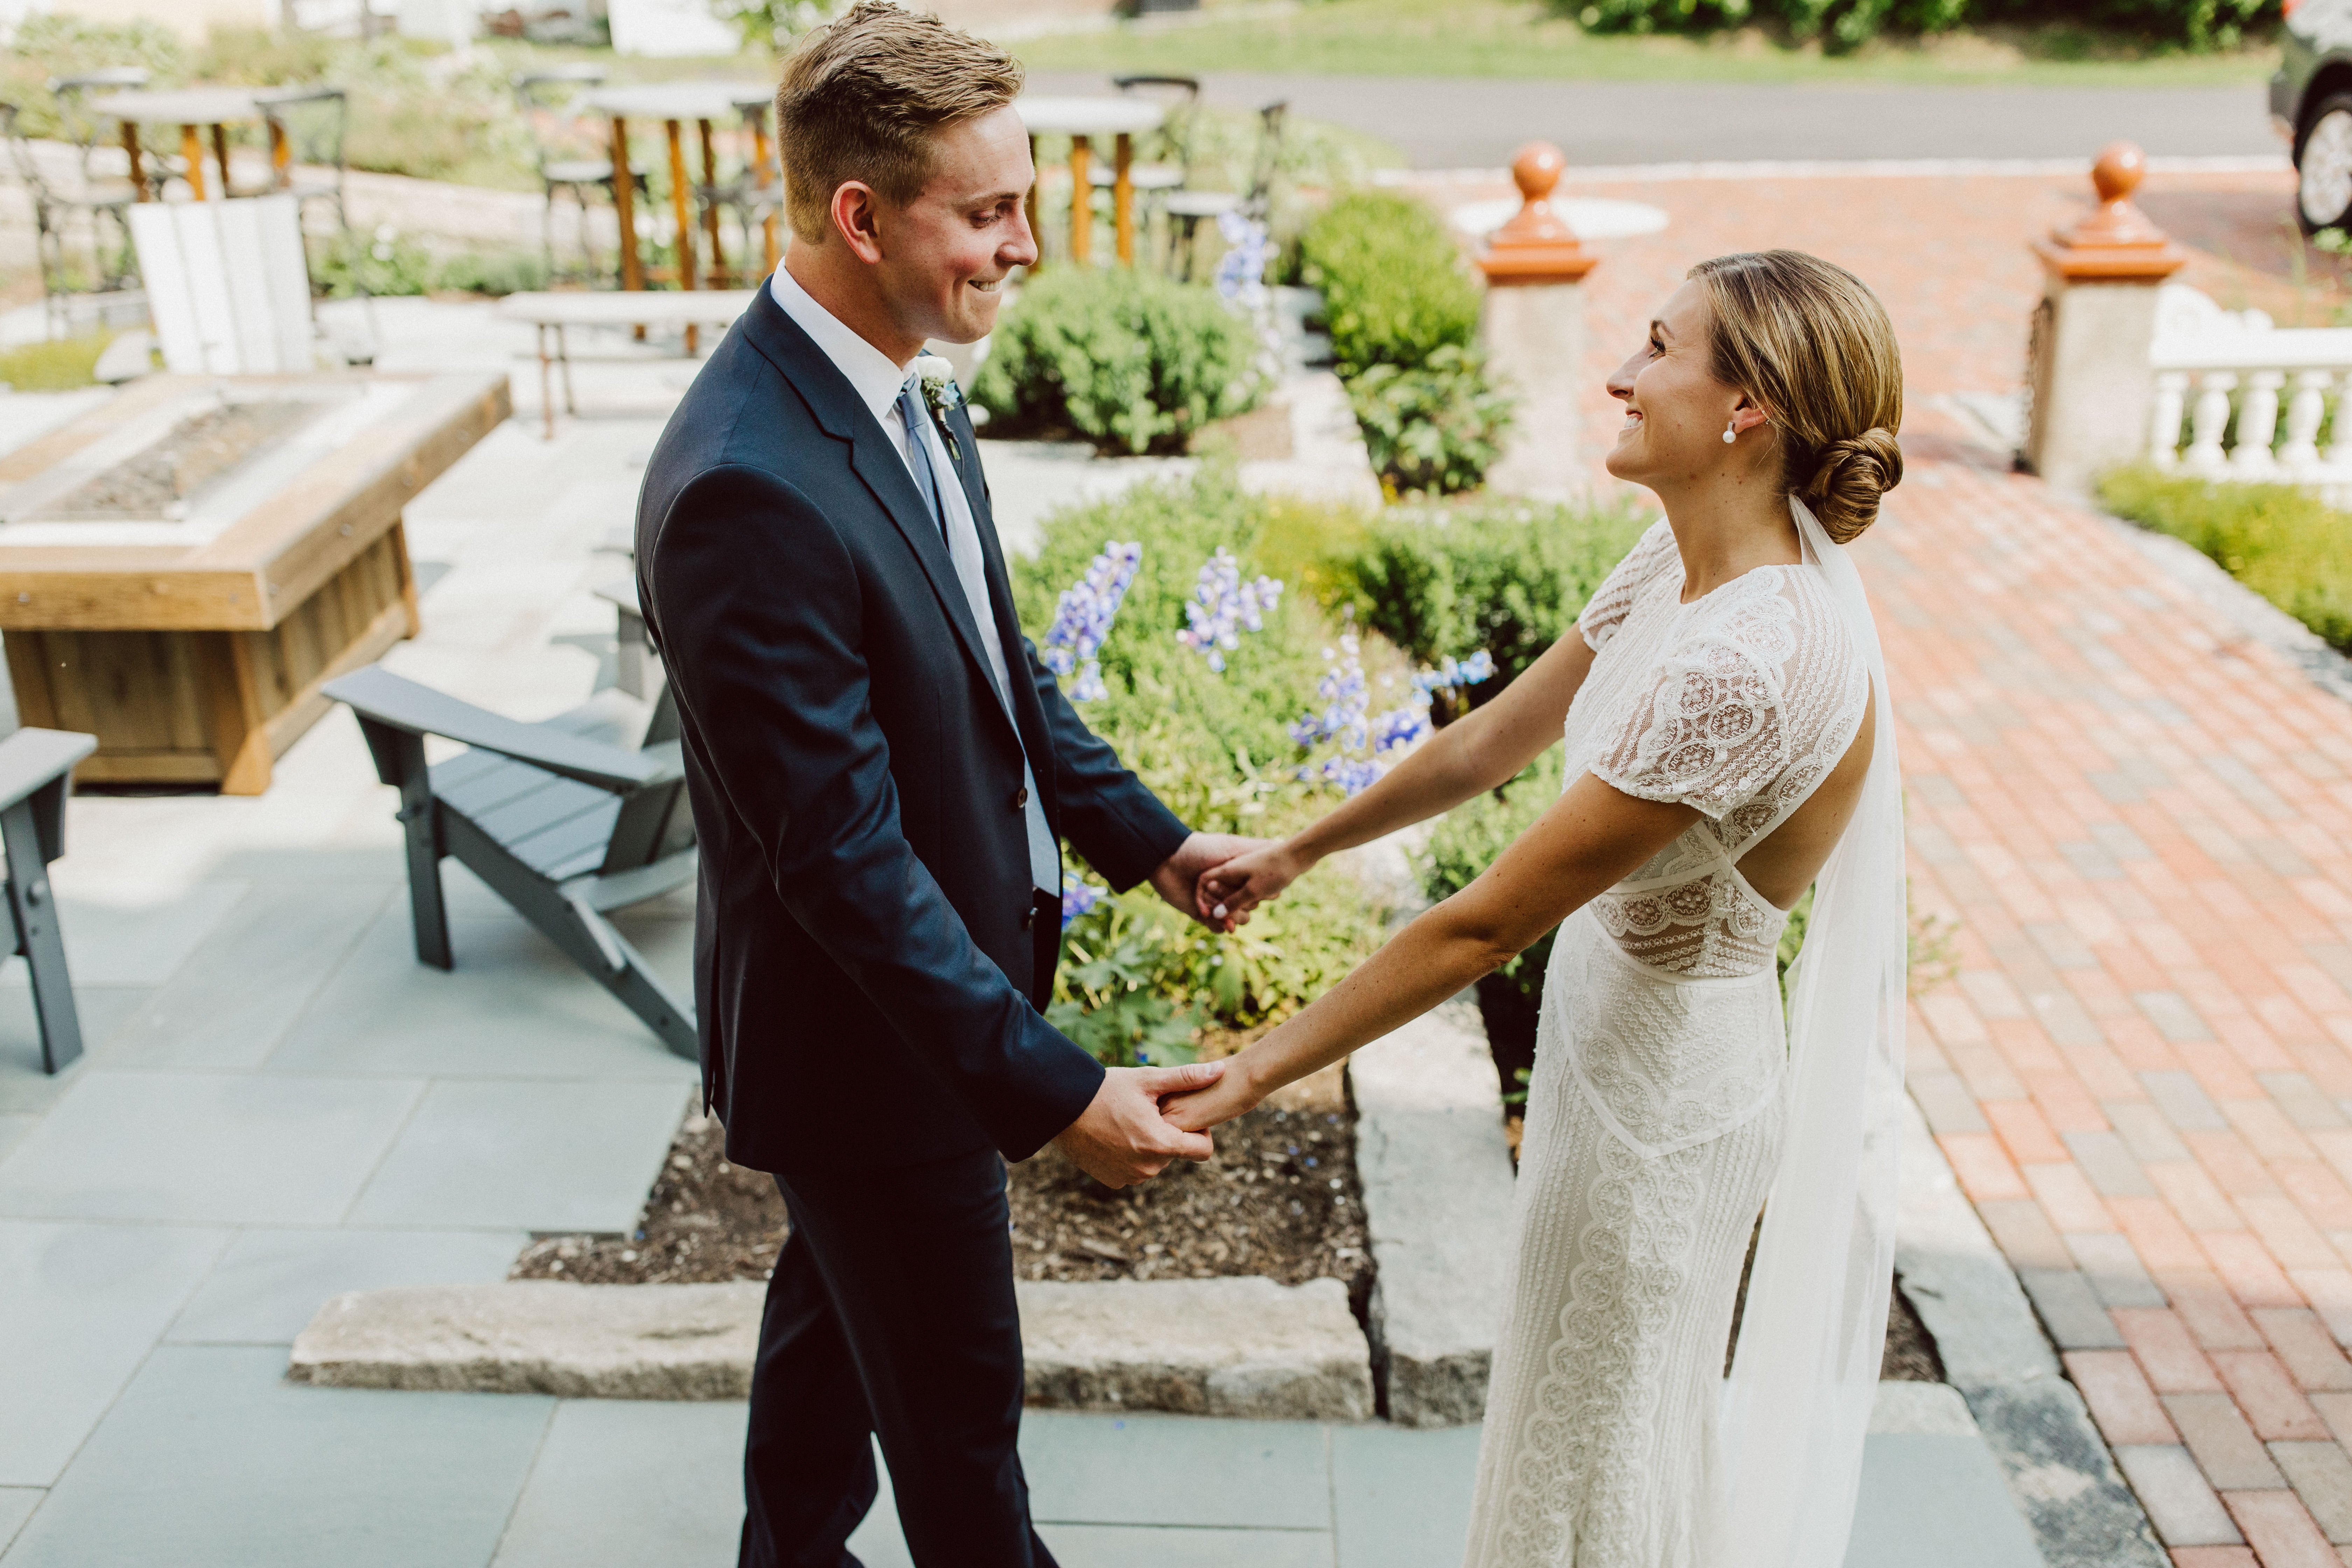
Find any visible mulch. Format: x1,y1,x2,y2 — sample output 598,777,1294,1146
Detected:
509,1063,1368,1298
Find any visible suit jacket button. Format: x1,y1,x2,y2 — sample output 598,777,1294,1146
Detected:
1013,786,1029,809
1021,906,1035,930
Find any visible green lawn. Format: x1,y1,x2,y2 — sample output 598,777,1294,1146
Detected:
1015,0,2281,87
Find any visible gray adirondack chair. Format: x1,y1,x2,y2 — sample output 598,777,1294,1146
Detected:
323,666,698,1060
0,727,99,1074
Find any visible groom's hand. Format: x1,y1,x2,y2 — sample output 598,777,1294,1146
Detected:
1055,1060,1225,1189
1149,833,1273,933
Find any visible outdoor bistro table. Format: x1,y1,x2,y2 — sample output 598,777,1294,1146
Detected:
0,371,509,794
1013,94,1165,267
88,86,279,203
586,80,778,339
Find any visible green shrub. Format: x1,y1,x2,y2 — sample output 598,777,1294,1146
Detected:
0,17,187,143
1016,470,1393,1060
432,248,550,296
974,266,1266,456
1348,345,1516,497
313,227,435,298
0,332,114,391
2098,464,2352,651
1417,747,1563,1094
1337,496,1654,704
1297,190,1481,379
1560,0,2269,50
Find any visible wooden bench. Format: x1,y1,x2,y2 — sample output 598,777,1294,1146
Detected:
0,727,99,1073
494,289,760,438
324,665,698,1059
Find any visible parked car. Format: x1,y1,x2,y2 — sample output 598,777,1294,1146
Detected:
2278,0,2352,231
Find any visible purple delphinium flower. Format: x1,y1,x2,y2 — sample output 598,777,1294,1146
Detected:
1060,873,1105,929
1213,212,1276,312
1412,649,1497,700
1177,548,1282,674
1042,541,1141,698
1294,642,1496,798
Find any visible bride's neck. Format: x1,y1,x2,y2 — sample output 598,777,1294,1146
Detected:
1657,474,1802,601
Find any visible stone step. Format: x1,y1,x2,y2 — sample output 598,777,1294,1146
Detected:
289,1275,1374,1422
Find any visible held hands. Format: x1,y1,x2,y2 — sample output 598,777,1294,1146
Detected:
1196,840,1307,927
1055,1060,1226,1189
1148,832,1275,933
1158,1051,1265,1135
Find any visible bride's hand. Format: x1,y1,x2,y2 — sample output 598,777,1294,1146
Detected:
1196,841,1308,925
1160,1053,1265,1133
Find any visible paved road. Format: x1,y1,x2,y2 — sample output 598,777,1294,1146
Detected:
1027,72,2284,169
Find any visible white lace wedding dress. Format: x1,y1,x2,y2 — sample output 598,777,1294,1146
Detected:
1460,518,1873,1568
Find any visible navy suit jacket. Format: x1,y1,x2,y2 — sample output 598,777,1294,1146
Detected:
635,286,1190,1174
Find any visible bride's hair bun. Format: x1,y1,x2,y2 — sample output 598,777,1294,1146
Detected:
1800,428,1903,545
1686,251,1905,545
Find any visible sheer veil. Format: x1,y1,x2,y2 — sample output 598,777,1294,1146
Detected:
1714,494,1909,1565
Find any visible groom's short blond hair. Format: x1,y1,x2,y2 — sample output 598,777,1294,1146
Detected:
776,3,1025,246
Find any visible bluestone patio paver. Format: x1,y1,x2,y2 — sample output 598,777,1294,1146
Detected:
1846,1433,2046,1568
106,880,393,1070
0,1494,34,1558
0,1221,231,1485
0,1117,30,1162
269,904,696,1080
344,1077,692,1231
488,1399,743,1568
0,1347,554,1568
0,1072,425,1224
0,987,147,1114
166,1227,531,1345
1019,1411,1333,1530
34,877,249,989
1329,1421,1483,1568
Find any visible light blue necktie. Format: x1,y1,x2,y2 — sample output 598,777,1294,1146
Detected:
896,378,947,542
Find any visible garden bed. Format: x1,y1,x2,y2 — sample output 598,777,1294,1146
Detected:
509,1060,1368,1302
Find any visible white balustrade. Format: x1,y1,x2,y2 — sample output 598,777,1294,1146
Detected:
2146,282,2352,494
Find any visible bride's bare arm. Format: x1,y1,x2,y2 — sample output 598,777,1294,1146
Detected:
1197,629,1601,919
1166,772,1695,1130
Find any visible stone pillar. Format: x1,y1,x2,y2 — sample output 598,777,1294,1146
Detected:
2020,141,2188,494
1477,142,1598,500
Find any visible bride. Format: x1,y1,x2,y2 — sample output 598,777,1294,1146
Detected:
1170,249,1910,1568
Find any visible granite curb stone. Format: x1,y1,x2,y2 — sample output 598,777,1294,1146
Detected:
289,1276,1373,1420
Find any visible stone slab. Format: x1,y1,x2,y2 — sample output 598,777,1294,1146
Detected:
1348,1002,1516,1427
290,1276,1376,1419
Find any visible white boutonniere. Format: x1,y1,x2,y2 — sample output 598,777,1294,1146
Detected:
913,353,965,462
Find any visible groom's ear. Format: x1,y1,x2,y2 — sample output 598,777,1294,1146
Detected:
830,181,890,267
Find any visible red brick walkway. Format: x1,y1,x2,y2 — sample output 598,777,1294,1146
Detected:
1871,454,2352,1567
1403,159,2352,1564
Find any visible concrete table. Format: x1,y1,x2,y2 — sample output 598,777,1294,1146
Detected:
89,86,276,204
1015,94,1165,267
583,80,777,344
0,370,510,794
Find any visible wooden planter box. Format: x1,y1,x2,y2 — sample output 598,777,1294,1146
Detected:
0,371,509,794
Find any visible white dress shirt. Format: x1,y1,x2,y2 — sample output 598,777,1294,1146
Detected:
769,268,1059,897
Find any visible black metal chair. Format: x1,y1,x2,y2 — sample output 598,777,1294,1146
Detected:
0,100,140,336
0,727,98,1075
513,65,648,289
324,665,697,1059
1089,74,1199,271
261,85,351,236
1164,100,1288,281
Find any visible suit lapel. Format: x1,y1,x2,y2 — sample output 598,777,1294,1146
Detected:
943,401,1060,818
741,293,1014,747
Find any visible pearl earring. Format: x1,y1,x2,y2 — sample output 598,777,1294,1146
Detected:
1722,419,1737,445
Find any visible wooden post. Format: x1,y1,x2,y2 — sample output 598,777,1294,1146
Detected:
666,118,698,352
1069,134,1092,265
268,116,290,191
211,123,232,199
1114,131,1135,265
123,122,146,201
753,111,780,275
181,123,206,200
1477,142,1600,499
2021,142,2188,492
1025,134,1043,268
698,118,726,287
610,115,647,340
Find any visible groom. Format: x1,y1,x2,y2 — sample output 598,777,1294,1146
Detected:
635,6,1260,1566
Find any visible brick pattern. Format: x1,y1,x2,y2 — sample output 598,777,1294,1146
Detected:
1865,459,2352,1567
1398,160,2352,1567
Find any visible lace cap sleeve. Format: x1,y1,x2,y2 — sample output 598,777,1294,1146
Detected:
1589,579,1795,821
1576,519,1678,653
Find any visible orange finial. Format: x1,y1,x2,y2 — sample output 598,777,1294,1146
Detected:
1480,140,1596,284
2035,140,2185,280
